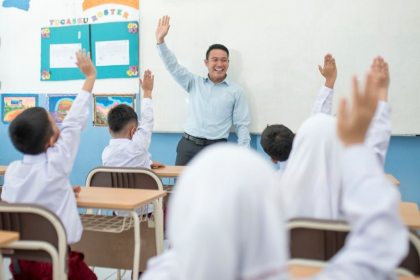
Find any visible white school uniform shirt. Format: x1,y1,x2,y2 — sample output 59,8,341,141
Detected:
102,98,154,168
140,144,407,280
141,144,289,280
1,90,91,245
102,98,154,215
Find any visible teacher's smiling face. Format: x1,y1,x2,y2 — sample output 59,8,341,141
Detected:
205,49,230,84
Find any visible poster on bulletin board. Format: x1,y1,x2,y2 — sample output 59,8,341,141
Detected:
91,21,139,79
40,25,90,81
40,21,138,81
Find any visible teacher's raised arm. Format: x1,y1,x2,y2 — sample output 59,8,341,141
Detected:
156,15,251,166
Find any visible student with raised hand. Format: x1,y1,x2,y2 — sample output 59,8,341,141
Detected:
156,15,251,165
102,69,164,169
2,50,97,279
260,53,337,175
365,56,392,167
313,73,408,280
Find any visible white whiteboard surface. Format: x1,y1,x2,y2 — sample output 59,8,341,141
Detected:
140,0,420,134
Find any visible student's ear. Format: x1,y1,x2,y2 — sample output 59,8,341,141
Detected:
270,158,278,165
45,135,55,150
130,126,136,139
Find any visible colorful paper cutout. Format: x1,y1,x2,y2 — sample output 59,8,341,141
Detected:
83,0,138,11
128,22,137,34
93,94,135,126
2,0,30,11
42,70,51,80
1,94,38,123
127,66,138,76
46,94,77,124
41,28,51,38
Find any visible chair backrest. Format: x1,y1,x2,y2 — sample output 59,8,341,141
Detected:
85,166,163,191
287,218,420,276
0,203,67,264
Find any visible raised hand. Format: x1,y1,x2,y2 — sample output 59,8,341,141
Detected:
76,49,96,78
337,72,379,147
371,56,390,101
139,70,154,99
318,53,337,89
156,15,170,44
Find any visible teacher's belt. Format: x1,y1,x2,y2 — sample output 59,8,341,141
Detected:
183,133,227,146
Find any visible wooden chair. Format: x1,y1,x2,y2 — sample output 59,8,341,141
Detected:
0,203,68,279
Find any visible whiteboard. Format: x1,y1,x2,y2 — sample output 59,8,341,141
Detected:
140,0,420,134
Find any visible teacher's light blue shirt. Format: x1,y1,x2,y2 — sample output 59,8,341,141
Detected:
157,42,251,147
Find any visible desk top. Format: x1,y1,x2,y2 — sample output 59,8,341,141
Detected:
153,166,185,177
289,265,419,279
0,166,7,176
76,187,166,210
0,230,19,247
385,174,401,186
400,202,420,215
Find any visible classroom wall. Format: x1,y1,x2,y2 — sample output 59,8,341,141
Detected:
0,112,418,205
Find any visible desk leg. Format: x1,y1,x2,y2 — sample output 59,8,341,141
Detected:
130,210,141,278
153,199,164,255
0,252,4,280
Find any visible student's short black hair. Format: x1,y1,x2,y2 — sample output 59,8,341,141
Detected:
107,104,138,135
9,107,54,155
206,44,229,60
260,125,295,162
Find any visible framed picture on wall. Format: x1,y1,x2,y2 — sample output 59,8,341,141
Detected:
1,94,38,123
46,94,78,124
93,94,136,126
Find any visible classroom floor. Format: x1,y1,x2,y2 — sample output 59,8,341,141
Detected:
2,258,134,280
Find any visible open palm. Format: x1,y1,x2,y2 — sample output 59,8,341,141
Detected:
156,15,170,44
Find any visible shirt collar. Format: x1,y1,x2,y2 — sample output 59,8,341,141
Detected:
204,75,230,86
23,153,47,164
109,138,131,145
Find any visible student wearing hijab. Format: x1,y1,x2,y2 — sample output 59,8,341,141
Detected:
139,72,407,279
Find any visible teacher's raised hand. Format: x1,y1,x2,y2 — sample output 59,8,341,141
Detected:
156,15,171,45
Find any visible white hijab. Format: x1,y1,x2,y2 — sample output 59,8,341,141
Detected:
279,114,344,221
141,144,289,280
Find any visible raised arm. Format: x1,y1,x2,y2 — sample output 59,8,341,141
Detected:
233,89,251,147
156,15,195,92
311,54,337,116
364,56,392,168
48,49,96,175
315,72,407,280
132,70,154,154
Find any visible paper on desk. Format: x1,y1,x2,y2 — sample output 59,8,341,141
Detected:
95,40,129,66
50,44,82,68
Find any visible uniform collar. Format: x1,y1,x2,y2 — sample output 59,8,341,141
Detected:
109,138,131,145
23,153,47,164
204,75,230,86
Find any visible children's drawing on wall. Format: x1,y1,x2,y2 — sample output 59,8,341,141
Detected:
47,94,77,124
93,94,135,126
1,94,38,123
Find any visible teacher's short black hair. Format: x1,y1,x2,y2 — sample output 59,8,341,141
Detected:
9,107,54,155
206,44,229,60
260,124,295,162
108,104,138,134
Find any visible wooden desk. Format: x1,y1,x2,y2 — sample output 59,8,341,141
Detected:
400,202,420,215
75,187,166,277
0,166,7,176
153,166,185,178
386,174,401,186
290,265,419,279
0,231,19,280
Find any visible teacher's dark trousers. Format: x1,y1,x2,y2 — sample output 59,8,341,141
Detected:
175,134,227,166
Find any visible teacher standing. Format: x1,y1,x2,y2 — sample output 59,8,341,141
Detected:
156,15,251,166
